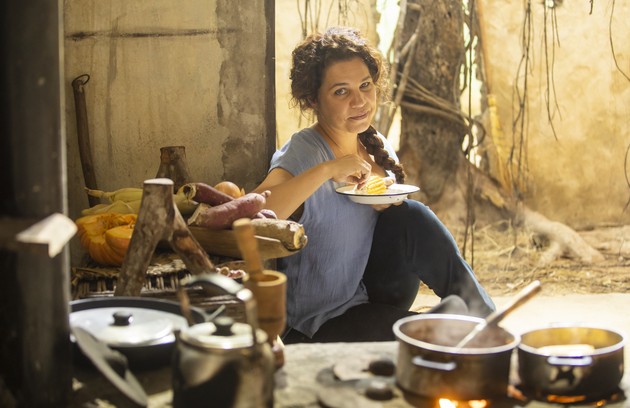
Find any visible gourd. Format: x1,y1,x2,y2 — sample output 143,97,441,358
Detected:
75,213,137,266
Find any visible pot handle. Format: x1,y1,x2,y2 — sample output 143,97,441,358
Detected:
547,355,593,367
411,355,457,372
178,273,260,333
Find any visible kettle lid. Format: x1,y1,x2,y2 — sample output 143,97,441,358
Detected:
180,316,267,349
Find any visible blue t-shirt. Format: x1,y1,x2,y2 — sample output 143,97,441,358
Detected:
270,127,398,337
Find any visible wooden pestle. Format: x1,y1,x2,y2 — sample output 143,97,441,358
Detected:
233,218,265,282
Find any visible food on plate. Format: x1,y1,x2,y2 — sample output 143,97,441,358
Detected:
75,213,137,266
357,175,387,195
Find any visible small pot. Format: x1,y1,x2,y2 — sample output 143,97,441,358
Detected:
70,296,207,369
518,325,625,398
393,314,520,401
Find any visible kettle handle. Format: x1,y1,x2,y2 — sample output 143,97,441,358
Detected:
178,273,261,340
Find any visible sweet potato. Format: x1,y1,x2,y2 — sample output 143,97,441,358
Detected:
182,182,233,206
250,218,307,250
187,192,266,230
254,209,278,219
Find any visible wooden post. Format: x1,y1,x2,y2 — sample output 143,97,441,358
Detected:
155,146,192,192
114,178,215,297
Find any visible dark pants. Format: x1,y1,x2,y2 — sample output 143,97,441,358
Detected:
282,200,495,344
363,200,495,316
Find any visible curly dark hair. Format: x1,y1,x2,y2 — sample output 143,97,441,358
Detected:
290,26,388,112
289,26,405,183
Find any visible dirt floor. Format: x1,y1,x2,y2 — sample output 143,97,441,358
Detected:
430,222,630,297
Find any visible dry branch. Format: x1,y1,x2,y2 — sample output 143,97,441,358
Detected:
114,178,214,296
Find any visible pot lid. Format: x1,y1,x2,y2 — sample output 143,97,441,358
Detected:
70,306,189,347
180,316,266,349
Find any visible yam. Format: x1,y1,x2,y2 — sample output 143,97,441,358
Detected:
182,182,233,206
255,209,278,219
250,218,307,250
187,192,266,230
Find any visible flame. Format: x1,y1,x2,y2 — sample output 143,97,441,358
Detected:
438,399,458,408
438,399,489,408
547,395,587,404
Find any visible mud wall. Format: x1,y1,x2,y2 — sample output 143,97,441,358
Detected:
480,1,630,227
64,0,275,222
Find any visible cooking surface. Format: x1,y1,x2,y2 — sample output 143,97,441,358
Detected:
69,340,628,407
69,293,630,407
275,342,628,407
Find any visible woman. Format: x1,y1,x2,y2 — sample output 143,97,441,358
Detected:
253,26,495,343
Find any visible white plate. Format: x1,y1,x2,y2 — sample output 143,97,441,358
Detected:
335,184,420,205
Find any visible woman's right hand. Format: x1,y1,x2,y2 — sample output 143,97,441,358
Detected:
329,155,372,186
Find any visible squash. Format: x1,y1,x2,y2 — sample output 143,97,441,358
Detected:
75,213,137,266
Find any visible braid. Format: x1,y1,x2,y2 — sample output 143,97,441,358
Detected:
358,126,406,184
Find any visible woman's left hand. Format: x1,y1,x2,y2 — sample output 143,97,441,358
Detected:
370,201,403,212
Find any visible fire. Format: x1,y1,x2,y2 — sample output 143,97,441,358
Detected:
546,395,587,404
438,399,489,408
438,399,457,408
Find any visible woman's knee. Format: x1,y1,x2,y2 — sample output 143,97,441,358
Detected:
379,200,459,257
380,200,443,232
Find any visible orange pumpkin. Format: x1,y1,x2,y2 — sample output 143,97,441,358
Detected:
75,213,137,266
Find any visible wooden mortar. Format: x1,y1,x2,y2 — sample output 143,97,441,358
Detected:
233,218,287,368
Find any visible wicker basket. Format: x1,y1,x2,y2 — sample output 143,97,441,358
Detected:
71,253,246,322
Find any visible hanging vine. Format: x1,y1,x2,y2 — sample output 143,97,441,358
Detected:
297,0,367,38
509,0,533,200
609,0,630,210
609,0,630,82
541,0,562,140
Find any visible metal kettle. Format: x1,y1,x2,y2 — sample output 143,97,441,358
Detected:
172,273,275,408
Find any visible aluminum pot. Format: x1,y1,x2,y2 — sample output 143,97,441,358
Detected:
70,296,207,369
393,314,520,401
518,325,625,398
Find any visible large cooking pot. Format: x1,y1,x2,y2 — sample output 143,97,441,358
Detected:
70,296,208,369
393,314,520,401
518,324,625,399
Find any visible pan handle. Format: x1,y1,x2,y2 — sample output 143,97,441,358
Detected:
547,355,593,367
411,355,457,372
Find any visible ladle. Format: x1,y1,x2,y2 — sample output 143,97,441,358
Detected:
454,280,542,349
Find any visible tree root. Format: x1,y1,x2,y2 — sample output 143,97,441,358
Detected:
517,206,605,266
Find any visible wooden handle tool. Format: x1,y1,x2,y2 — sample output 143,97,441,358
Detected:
455,280,542,349
233,218,265,282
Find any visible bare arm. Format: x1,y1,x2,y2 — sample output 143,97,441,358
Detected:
252,155,372,220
